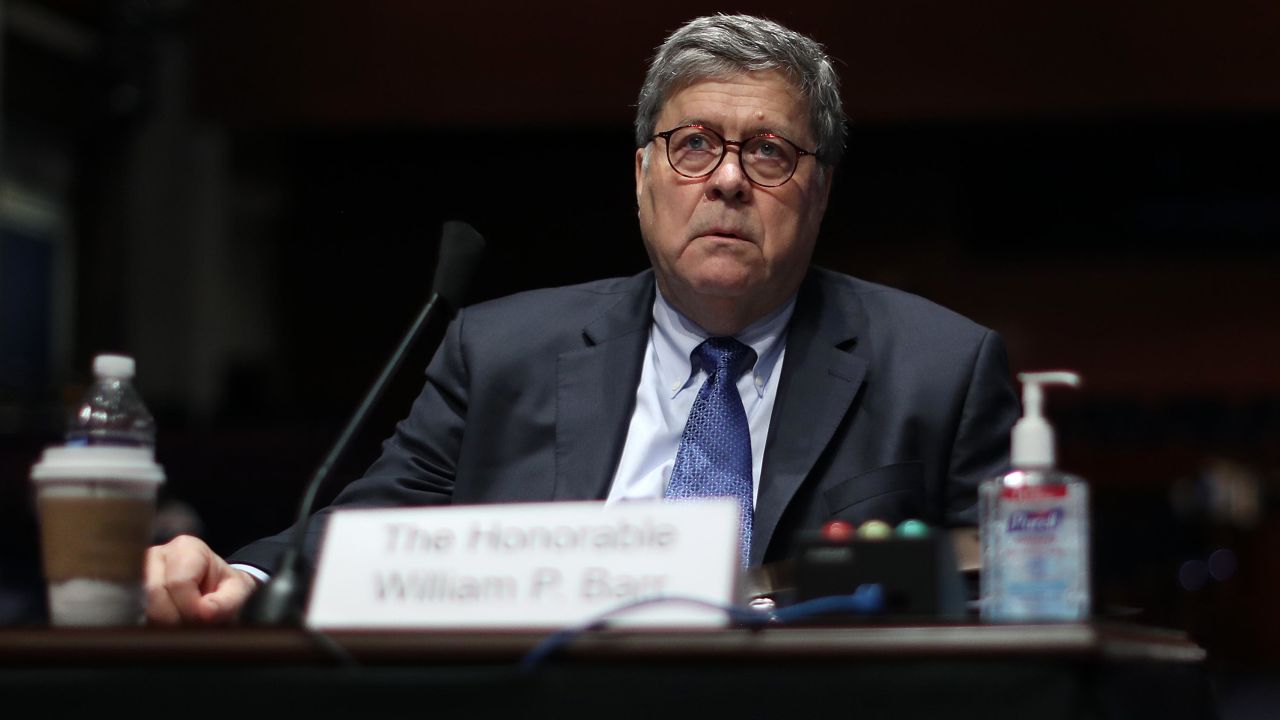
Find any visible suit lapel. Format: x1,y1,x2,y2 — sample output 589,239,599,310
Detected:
554,273,655,501
753,271,867,564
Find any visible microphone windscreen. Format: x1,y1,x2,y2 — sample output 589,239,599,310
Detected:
432,220,486,309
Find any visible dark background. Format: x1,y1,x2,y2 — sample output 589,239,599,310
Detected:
1,0,1278,715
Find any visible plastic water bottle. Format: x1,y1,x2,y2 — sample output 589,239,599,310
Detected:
66,354,156,448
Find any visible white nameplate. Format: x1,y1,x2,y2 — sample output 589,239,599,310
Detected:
306,500,741,630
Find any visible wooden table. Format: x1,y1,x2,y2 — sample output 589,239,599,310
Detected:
0,622,1213,719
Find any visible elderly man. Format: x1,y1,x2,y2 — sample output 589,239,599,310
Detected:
145,14,1019,624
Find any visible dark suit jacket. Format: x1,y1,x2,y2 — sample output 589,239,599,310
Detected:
230,267,1019,572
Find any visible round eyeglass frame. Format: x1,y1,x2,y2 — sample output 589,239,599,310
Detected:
649,124,818,188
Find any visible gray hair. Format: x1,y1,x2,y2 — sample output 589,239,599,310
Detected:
635,14,847,167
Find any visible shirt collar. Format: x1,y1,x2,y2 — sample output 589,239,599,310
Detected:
651,288,794,399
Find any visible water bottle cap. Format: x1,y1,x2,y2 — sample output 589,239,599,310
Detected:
93,354,136,379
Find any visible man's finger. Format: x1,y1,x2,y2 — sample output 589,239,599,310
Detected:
164,567,210,623
157,539,217,623
198,570,257,624
143,546,181,625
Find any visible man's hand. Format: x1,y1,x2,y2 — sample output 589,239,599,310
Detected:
144,535,258,625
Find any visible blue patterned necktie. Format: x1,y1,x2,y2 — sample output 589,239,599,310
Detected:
665,337,758,567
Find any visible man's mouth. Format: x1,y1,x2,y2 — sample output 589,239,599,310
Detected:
702,229,745,240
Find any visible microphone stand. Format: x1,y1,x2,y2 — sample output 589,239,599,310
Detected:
239,221,484,626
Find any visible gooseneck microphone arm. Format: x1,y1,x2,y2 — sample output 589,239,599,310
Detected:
239,220,485,626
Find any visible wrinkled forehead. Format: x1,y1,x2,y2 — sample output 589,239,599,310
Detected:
656,69,814,136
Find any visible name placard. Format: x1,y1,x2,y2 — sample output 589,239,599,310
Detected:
306,500,741,629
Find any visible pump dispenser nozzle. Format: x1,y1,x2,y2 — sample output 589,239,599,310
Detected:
1011,371,1081,469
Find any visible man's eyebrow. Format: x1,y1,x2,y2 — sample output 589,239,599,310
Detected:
677,117,715,130
676,119,798,139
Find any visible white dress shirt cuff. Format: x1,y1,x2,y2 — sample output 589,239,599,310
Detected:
231,563,270,584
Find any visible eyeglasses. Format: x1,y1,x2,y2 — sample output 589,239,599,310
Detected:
649,124,817,188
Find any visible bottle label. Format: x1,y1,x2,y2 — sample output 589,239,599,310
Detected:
1007,508,1064,533
981,482,1089,621
1000,485,1067,500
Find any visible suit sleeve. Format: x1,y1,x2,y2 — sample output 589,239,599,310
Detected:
944,329,1021,527
226,310,472,573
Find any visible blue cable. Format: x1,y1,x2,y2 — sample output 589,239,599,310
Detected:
770,583,885,624
518,584,885,673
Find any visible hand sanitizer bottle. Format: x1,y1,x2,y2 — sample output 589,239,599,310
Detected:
980,371,1090,622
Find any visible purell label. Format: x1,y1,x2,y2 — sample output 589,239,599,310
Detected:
1008,508,1064,533
981,478,1091,621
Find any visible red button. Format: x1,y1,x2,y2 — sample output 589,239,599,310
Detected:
822,520,856,541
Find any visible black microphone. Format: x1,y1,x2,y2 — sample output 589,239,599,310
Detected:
239,220,485,626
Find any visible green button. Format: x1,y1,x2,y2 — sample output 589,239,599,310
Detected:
895,519,931,538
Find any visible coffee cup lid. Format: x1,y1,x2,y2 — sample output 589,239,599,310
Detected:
31,446,165,484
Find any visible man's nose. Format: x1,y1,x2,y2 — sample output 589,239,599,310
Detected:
705,148,751,202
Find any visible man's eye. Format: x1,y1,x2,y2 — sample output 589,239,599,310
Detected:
683,134,713,151
748,137,793,166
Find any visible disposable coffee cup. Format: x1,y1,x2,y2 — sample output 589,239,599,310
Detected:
30,446,165,626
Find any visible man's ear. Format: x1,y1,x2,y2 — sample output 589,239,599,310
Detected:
634,147,647,209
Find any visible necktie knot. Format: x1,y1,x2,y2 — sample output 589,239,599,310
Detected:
696,337,756,381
